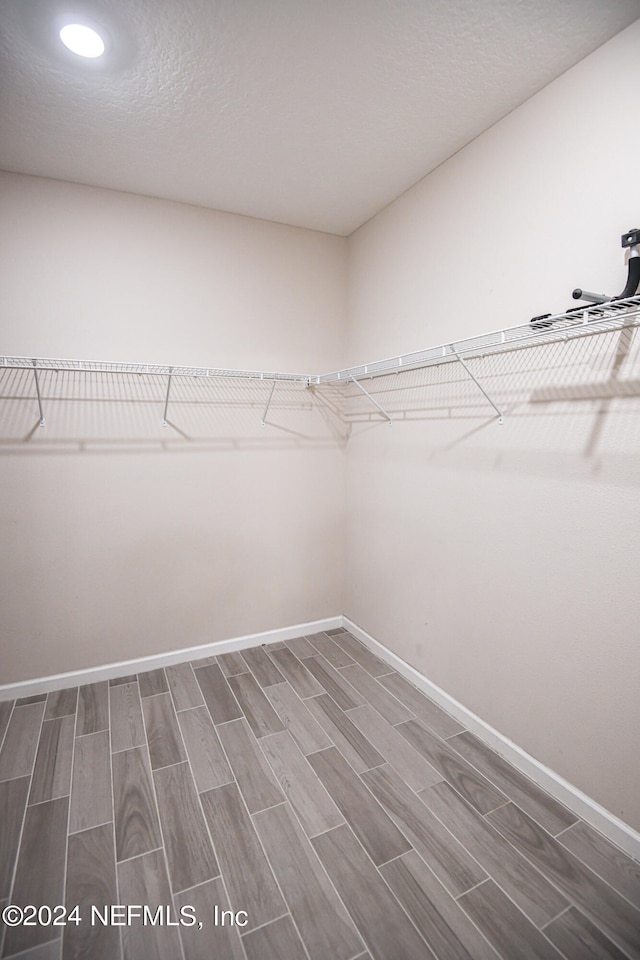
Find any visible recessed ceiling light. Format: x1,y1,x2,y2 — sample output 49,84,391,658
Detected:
59,23,105,58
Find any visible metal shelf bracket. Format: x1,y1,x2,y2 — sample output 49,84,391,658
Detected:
162,367,173,427
451,348,504,424
32,360,45,428
261,380,276,427
350,375,392,424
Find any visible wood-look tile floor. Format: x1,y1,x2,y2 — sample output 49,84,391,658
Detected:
1,630,639,959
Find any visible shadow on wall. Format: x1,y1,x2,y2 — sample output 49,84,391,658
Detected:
0,372,349,454
345,327,640,487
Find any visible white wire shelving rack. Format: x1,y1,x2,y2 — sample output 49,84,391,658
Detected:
2,295,640,428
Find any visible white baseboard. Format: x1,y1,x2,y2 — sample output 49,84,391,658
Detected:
0,616,342,702
344,617,640,863
3,610,638,862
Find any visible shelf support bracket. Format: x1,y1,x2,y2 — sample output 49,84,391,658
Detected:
162,367,173,427
261,380,276,427
350,375,392,424
451,349,504,424
32,360,45,428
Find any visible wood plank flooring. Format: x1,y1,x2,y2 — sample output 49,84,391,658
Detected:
1,631,639,960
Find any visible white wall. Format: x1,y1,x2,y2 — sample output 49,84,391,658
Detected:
345,21,640,831
0,173,347,683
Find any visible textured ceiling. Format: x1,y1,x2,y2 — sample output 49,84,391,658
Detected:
0,0,638,235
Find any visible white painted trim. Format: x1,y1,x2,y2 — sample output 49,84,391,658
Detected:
0,616,342,702
343,617,640,863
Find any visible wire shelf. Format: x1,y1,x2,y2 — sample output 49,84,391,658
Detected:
317,295,640,383
0,356,313,383
2,297,639,430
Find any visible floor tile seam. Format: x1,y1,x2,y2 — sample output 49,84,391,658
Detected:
301,725,387,773
306,632,357,670
250,802,368,960
365,767,503,895
552,829,640,908
73,732,108,753
3,700,47,786
331,649,394,680
539,904,573,930
44,709,78,722
327,634,390,677
1,699,48,956
262,680,339,758
166,661,205,715
123,684,182,930
138,666,170,699
315,820,441,960
341,679,420,725
105,667,123,960
225,647,262,690
237,911,290,938
174,703,205,715
255,726,346,827
552,840,640,914
383,845,512,960
194,664,245,728
0,701,17,758
298,652,367,709
116,844,172,867
310,743,420,869
150,756,190,774
221,668,251,679
345,703,450,791
110,738,146,756
297,688,388,759
28,715,76,807
211,708,286,813
205,773,298,946
26,786,72,809
553,822,574,839
487,799,640,920
416,780,581,920
155,686,223,898
492,801,640,932
142,690,189,770
195,711,292,943
68,817,114,838
366,666,466,731
1,930,62,960
108,678,144,754
0,773,35,786
138,688,171,701
194,846,250,960
242,910,313,960
444,733,580,834
396,718,514,809
109,674,138,687
57,700,81,960
73,727,109,741
456,870,581,958
169,873,225,898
